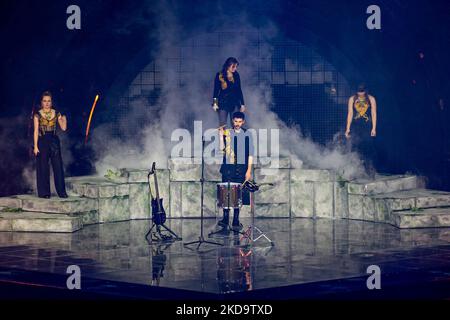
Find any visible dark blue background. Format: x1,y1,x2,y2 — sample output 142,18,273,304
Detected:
0,0,449,195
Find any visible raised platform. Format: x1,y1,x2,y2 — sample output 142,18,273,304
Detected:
0,212,83,233
1,158,450,232
348,178,450,228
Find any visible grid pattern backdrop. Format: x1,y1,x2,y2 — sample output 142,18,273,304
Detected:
115,32,352,145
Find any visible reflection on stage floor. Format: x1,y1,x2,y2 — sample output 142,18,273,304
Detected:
0,218,450,298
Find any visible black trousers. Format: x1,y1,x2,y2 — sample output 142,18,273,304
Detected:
350,121,377,173
218,105,240,127
36,133,67,197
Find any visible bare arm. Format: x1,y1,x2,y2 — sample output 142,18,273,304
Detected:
33,115,39,155
247,156,253,171
370,96,377,136
245,156,253,181
245,134,254,180
58,113,67,131
345,96,354,138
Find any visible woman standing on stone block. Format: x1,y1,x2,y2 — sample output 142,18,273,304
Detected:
33,91,68,198
212,57,246,128
345,84,378,177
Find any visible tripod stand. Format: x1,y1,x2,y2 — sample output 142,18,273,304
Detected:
145,162,181,244
240,169,274,246
184,137,222,250
145,221,181,243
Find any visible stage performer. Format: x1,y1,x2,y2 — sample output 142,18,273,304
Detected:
33,91,68,198
217,112,254,231
212,57,246,127
345,84,378,176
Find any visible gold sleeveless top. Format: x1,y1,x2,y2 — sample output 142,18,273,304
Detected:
354,97,370,122
35,109,61,136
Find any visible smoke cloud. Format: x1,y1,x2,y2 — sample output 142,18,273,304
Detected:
92,1,366,180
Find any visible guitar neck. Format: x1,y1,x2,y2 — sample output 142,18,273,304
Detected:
154,170,160,200
259,182,274,186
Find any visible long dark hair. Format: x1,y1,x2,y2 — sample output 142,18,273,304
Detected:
221,57,239,76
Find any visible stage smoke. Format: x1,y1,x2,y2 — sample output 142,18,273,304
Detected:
92,1,366,180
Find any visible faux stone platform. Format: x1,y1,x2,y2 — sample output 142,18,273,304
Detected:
1,158,450,232
0,212,83,233
347,175,419,195
17,194,98,214
290,168,336,219
391,207,450,228
347,176,450,228
0,194,99,233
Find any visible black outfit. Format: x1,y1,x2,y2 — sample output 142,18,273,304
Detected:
213,71,245,127
34,109,67,198
350,95,377,174
219,128,254,227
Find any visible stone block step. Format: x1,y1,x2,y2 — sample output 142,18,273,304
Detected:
255,169,290,204
348,188,450,224
347,174,418,195
0,196,22,209
391,207,450,228
0,211,83,233
66,176,129,198
125,168,168,184
257,157,291,169
291,169,335,182
168,159,201,182
15,195,98,214
373,188,450,211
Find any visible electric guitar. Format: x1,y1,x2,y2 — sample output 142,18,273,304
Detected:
150,162,166,225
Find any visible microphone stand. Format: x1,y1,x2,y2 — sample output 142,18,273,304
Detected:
184,136,222,251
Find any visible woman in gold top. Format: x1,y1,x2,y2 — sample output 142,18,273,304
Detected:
345,84,378,175
33,91,68,198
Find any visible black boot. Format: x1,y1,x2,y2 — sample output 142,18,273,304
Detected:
232,209,243,231
218,209,230,227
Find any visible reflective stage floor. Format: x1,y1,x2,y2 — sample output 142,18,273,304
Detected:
0,218,450,299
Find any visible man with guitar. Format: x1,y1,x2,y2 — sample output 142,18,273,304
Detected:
218,111,254,231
